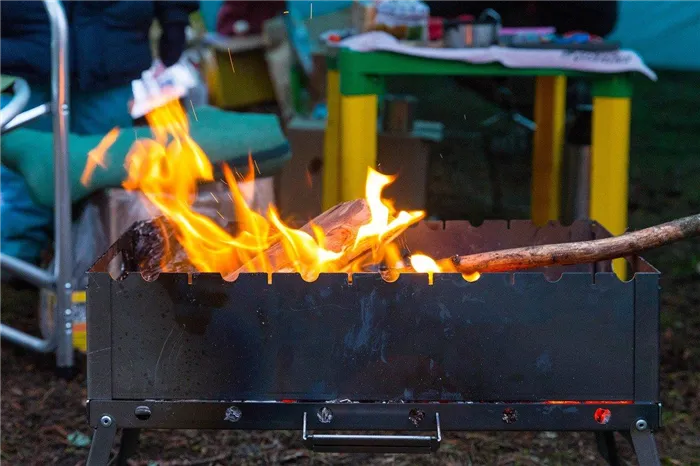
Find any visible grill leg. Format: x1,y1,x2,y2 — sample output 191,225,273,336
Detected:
630,427,661,466
595,432,621,466
87,419,117,466
116,428,141,466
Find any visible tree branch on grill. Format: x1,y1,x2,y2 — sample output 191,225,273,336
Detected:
448,213,700,274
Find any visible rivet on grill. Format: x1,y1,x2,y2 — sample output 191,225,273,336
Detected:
134,406,152,421
224,406,242,423
408,408,426,426
502,408,518,424
100,415,113,427
635,419,648,431
317,407,333,424
594,408,611,425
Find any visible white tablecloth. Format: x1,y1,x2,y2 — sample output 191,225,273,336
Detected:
340,32,657,81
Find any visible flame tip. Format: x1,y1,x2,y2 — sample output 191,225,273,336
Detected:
109,100,441,277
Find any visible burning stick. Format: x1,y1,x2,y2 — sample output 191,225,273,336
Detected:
226,197,426,279
449,213,700,274
226,199,371,279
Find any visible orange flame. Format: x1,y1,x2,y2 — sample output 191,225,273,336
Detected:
81,127,120,186
107,100,456,279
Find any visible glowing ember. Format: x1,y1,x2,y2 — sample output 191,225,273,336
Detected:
96,100,460,279
410,254,439,284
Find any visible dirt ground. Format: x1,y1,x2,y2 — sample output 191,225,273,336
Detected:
2,71,699,465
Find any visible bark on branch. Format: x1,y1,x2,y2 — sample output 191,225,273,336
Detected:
450,213,700,274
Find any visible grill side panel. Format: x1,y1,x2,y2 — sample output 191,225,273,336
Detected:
103,272,636,402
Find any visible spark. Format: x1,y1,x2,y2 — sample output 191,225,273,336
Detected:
254,159,261,174
283,10,288,14
439,153,443,158
220,178,228,186
228,48,235,73
216,211,225,220
210,192,219,203
227,193,233,201
189,100,198,121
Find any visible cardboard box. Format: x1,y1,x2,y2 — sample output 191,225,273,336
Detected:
278,118,442,222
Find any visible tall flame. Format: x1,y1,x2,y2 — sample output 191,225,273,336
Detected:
101,100,456,279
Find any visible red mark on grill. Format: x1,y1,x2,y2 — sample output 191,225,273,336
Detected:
544,400,633,405
502,407,518,424
281,399,296,404
594,408,612,425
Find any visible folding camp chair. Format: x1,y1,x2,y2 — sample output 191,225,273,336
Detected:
0,0,75,373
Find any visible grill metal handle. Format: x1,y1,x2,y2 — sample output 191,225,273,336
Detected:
301,412,442,454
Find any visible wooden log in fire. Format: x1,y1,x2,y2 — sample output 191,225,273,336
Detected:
226,199,372,278
450,213,700,274
227,198,425,278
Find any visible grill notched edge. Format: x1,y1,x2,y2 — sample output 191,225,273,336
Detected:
88,218,659,281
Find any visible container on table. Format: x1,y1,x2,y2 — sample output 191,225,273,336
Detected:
444,9,501,48
372,0,430,44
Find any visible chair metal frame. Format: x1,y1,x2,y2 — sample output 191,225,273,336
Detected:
0,0,74,371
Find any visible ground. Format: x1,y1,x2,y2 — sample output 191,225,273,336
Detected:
2,71,699,465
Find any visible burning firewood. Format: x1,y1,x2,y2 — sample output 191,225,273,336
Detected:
448,213,700,274
226,197,426,279
226,199,372,279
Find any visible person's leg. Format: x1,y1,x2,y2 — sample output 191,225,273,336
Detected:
0,84,135,265
0,89,53,265
0,166,53,264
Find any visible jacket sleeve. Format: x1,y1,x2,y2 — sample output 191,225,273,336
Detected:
0,37,50,81
154,1,198,66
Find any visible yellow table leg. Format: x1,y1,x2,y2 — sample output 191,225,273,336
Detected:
531,76,567,225
591,96,631,279
322,70,341,210
339,94,378,201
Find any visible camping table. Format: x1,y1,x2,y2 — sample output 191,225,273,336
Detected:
323,46,644,277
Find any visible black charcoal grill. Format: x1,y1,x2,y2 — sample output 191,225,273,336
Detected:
85,219,662,465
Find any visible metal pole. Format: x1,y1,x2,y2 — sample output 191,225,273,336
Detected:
2,103,52,134
0,324,54,352
0,254,55,289
0,78,31,130
44,0,74,370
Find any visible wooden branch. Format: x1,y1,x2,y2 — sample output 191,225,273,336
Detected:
323,210,425,273
226,199,371,278
450,213,700,274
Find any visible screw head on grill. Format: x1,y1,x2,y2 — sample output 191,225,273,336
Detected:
635,419,648,431
408,408,426,426
224,406,242,423
594,408,611,425
502,408,518,424
317,407,334,424
134,406,152,421
100,415,113,427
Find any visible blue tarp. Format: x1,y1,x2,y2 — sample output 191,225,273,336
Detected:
609,1,700,71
